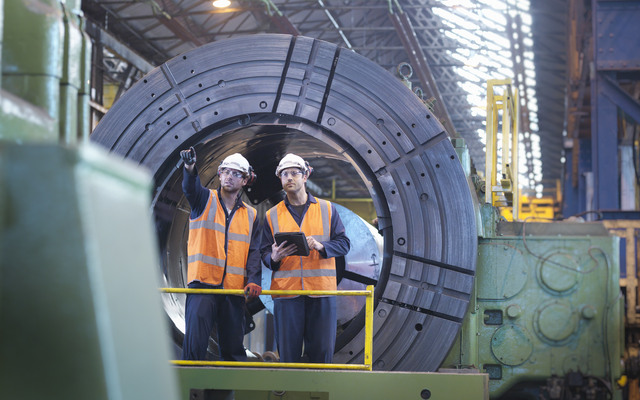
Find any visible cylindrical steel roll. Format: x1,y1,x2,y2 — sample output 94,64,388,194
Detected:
91,34,477,371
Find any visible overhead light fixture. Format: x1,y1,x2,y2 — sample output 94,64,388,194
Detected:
212,0,230,8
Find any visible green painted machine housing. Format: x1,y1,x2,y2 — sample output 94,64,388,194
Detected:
1,0,90,143
442,213,624,399
0,144,181,400
0,2,179,399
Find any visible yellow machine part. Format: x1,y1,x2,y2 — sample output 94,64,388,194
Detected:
501,195,556,221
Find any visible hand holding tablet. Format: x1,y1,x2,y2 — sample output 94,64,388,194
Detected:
274,232,311,257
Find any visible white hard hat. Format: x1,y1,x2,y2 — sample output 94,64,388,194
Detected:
275,153,308,176
218,153,251,176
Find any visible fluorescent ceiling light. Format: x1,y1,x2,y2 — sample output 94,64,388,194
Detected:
212,0,230,8
433,0,542,194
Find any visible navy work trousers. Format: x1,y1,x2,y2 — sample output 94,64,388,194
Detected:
182,282,246,361
273,295,337,363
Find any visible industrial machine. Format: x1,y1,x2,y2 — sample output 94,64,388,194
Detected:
1,1,180,400
0,1,633,399
90,32,479,374
88,33,626,399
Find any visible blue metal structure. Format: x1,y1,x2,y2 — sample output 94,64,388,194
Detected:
562,139,592,218
585,0,640,213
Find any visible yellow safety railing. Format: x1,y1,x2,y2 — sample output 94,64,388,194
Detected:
485,79,520,220
160,285,375,371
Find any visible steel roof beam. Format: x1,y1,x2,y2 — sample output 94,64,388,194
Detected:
389,9,457,138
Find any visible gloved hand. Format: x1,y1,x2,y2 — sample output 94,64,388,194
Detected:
244,282,262,299
180,147,196,166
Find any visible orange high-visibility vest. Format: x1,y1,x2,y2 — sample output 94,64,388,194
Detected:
266,198,335,298
187,190,256,289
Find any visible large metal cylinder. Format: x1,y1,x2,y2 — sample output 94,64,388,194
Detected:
91,34,478,371
2,0,63,135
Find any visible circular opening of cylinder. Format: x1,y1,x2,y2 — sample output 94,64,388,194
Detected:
152,114,391,358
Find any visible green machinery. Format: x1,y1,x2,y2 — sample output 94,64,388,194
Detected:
443,88,625,399
1,1,179,399
443,193,623,399
0,1,627,399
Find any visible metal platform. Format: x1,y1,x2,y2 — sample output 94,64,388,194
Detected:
176,367,489,400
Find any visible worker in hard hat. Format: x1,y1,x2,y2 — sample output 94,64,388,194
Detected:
180,147,262,361
260,153,351,363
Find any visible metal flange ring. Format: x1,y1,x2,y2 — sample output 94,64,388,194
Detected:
91,34,477,371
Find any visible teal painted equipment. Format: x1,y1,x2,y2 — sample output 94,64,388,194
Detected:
176,367,489,400
1,0,90,143
440,140,625,399
0,2,179,399
442,214,623,399
0,144,180,400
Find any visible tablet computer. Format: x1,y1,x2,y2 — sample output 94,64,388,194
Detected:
274,232,310,257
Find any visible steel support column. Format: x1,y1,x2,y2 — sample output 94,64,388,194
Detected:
563,138,592,217
590,0,640,211
591,70,619,210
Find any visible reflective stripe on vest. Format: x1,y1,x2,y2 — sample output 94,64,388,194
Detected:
266,198,336,298
187,190,256,289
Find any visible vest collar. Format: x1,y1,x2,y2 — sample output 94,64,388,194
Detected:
284,192,317,206
215,189,246,209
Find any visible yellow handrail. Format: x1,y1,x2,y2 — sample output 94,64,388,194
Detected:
485,79,520,220
160,285,375,371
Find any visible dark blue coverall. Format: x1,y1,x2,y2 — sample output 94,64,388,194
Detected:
260,193,350,363
181,167,261,361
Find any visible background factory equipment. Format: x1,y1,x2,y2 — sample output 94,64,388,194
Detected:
1,1,639,399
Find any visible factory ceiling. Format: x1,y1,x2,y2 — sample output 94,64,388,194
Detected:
82,0,568,198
